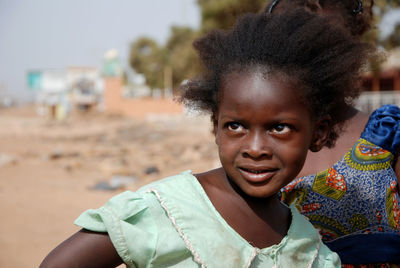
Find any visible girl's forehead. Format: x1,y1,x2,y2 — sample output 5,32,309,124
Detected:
220,71,306,108
220,69,302,96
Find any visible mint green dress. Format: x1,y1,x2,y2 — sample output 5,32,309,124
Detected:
75,171,340,268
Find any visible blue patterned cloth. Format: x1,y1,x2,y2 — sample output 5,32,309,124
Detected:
280,105,400,265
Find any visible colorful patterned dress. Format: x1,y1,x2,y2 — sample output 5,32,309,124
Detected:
280,105,400,266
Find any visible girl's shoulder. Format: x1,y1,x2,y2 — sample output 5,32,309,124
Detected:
74,170,199,229
75,170,201,231
74,170,205,267
136,170,197,193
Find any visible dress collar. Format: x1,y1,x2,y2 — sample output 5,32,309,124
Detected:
145,171,321,267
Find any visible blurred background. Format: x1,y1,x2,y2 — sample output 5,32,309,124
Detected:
0,0,399,267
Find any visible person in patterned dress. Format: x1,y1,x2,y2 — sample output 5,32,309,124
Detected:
266,0,400,266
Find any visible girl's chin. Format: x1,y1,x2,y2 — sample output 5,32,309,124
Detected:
237,184,280,200
225,171,282,199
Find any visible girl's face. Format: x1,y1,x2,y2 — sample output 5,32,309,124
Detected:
215,71,325,198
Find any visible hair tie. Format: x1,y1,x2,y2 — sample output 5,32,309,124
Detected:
352,0,363,14
268,0,280,14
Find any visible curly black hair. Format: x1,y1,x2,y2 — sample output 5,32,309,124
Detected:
180,9,374,147
263,0,374,37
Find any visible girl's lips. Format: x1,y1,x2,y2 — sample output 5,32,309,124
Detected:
238,167,278,183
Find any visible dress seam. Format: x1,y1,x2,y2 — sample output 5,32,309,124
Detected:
147,188,207,268
103,206,137,267
245,248,259,268
308,234,321,268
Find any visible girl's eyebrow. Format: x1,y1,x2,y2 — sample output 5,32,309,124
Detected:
218,115,240,120
219,114,303,122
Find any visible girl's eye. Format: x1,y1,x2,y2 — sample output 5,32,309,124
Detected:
270,124,291,134
227,122,244,132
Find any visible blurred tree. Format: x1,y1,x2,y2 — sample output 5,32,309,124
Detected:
375,0,399,11
385,25,400,49
370,0,400,49
129,28,201,92
165,26,202,90
129,37,166,89
129,0,269,91
130,0,400,91
358,0,400,75
197,0,266,32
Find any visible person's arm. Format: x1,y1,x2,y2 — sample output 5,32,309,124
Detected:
40,229,123,268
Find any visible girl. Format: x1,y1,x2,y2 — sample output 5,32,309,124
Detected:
266,0,400,265
41,9,373,268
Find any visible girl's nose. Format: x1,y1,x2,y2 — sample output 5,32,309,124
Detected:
242,131,271,159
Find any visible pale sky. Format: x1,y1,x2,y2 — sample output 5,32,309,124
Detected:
0,0,201,103
379,7,400,40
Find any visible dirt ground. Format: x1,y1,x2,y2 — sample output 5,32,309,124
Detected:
0,105,219,267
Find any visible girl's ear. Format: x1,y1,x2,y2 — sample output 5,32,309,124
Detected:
309,115,331,152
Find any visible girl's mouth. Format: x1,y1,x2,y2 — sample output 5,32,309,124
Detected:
238,167,278,183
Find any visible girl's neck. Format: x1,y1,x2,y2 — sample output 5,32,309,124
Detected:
226,173,282,209
196,168,291,248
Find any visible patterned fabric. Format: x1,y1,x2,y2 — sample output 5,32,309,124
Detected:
280,105,400,265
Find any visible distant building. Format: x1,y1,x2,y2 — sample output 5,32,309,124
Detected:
102,76,182,118
28,67,103,120
357,48,400,113
67,66,103,111
100,49,182,118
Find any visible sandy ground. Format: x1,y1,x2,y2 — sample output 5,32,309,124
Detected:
0,105,219,267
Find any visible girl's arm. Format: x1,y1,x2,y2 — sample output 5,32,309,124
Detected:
40,229,123,268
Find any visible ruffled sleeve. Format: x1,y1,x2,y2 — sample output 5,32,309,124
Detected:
314,245,341,268
74,191,157,268
361,104,400,154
